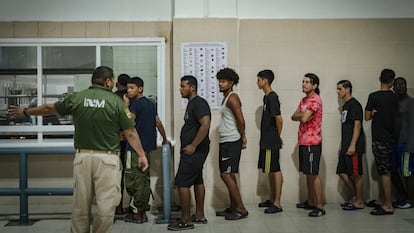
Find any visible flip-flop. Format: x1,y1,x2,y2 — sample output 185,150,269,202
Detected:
224,210,248,220
342,203,364,211
191,214,208,224
340,202,350,207
370,206,393,215
264,204,283,214
167,221,195,231
296,200,316,209
258,200,272,208
216,208,231,216
366,200,380,208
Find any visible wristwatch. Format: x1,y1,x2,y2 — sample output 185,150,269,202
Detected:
23,108,29,117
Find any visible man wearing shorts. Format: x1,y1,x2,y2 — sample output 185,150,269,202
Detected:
365,68,399,215
336,80,365,210
391,77,414,209
256,69,284,214
291,73,325,217
167,75,211,231
214,68,248,220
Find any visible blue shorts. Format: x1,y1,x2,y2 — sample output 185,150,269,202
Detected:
393,144,414,177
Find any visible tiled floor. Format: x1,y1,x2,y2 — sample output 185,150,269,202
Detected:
0,203,413,233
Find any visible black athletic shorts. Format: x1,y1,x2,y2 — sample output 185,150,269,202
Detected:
219,139,242,173
174,145,209,188
336,152,363,176
299,144,321,175
258,148,280,173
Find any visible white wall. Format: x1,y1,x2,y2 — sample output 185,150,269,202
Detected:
175,0,414,19
1,0,414,21
0,0,172,21
237,0,414,19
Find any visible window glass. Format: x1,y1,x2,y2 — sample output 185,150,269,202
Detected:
42,46,95,70
0,46,37,130
0,46,36,70
0,39,164,143
101,46,158,98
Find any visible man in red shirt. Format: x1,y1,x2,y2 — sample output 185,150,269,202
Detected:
291,73,325,217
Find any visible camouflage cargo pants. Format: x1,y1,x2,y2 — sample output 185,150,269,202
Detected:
125,151,151,212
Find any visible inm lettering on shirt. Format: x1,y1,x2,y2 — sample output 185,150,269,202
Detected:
83,98,105,108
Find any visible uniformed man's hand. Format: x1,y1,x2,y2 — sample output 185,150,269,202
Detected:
8,105,25,119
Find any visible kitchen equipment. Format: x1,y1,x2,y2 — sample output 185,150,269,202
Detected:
9,89,22,95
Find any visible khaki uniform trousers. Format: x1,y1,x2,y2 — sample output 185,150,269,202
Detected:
71,151,122,233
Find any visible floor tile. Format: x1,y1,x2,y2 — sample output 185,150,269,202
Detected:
0,203,413,233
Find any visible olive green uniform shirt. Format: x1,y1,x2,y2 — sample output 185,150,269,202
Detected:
54,85,134,151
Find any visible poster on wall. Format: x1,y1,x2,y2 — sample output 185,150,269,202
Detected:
181,42,227,109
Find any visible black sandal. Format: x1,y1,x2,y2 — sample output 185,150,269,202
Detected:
308,208,326,217
191,214,208,224
370,206,393,215
366,200,381,208
264,204,283,214
167,221,195,231
224,210,248,220
216,208,231,216
258,200,272,208
296,200,316,209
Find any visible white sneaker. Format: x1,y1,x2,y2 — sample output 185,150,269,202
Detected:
394,201,412,209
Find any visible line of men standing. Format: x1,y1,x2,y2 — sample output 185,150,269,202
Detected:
166,67,414,231
168,69,328,232
9,66,412,232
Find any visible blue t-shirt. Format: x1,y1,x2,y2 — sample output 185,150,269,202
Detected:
126,96,157,152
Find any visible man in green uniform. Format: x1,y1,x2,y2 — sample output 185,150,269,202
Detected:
9,66,149,233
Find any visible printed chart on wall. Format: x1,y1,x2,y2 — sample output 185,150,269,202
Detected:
181,42,227,109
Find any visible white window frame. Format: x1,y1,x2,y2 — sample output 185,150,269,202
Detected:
0,38,166,145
